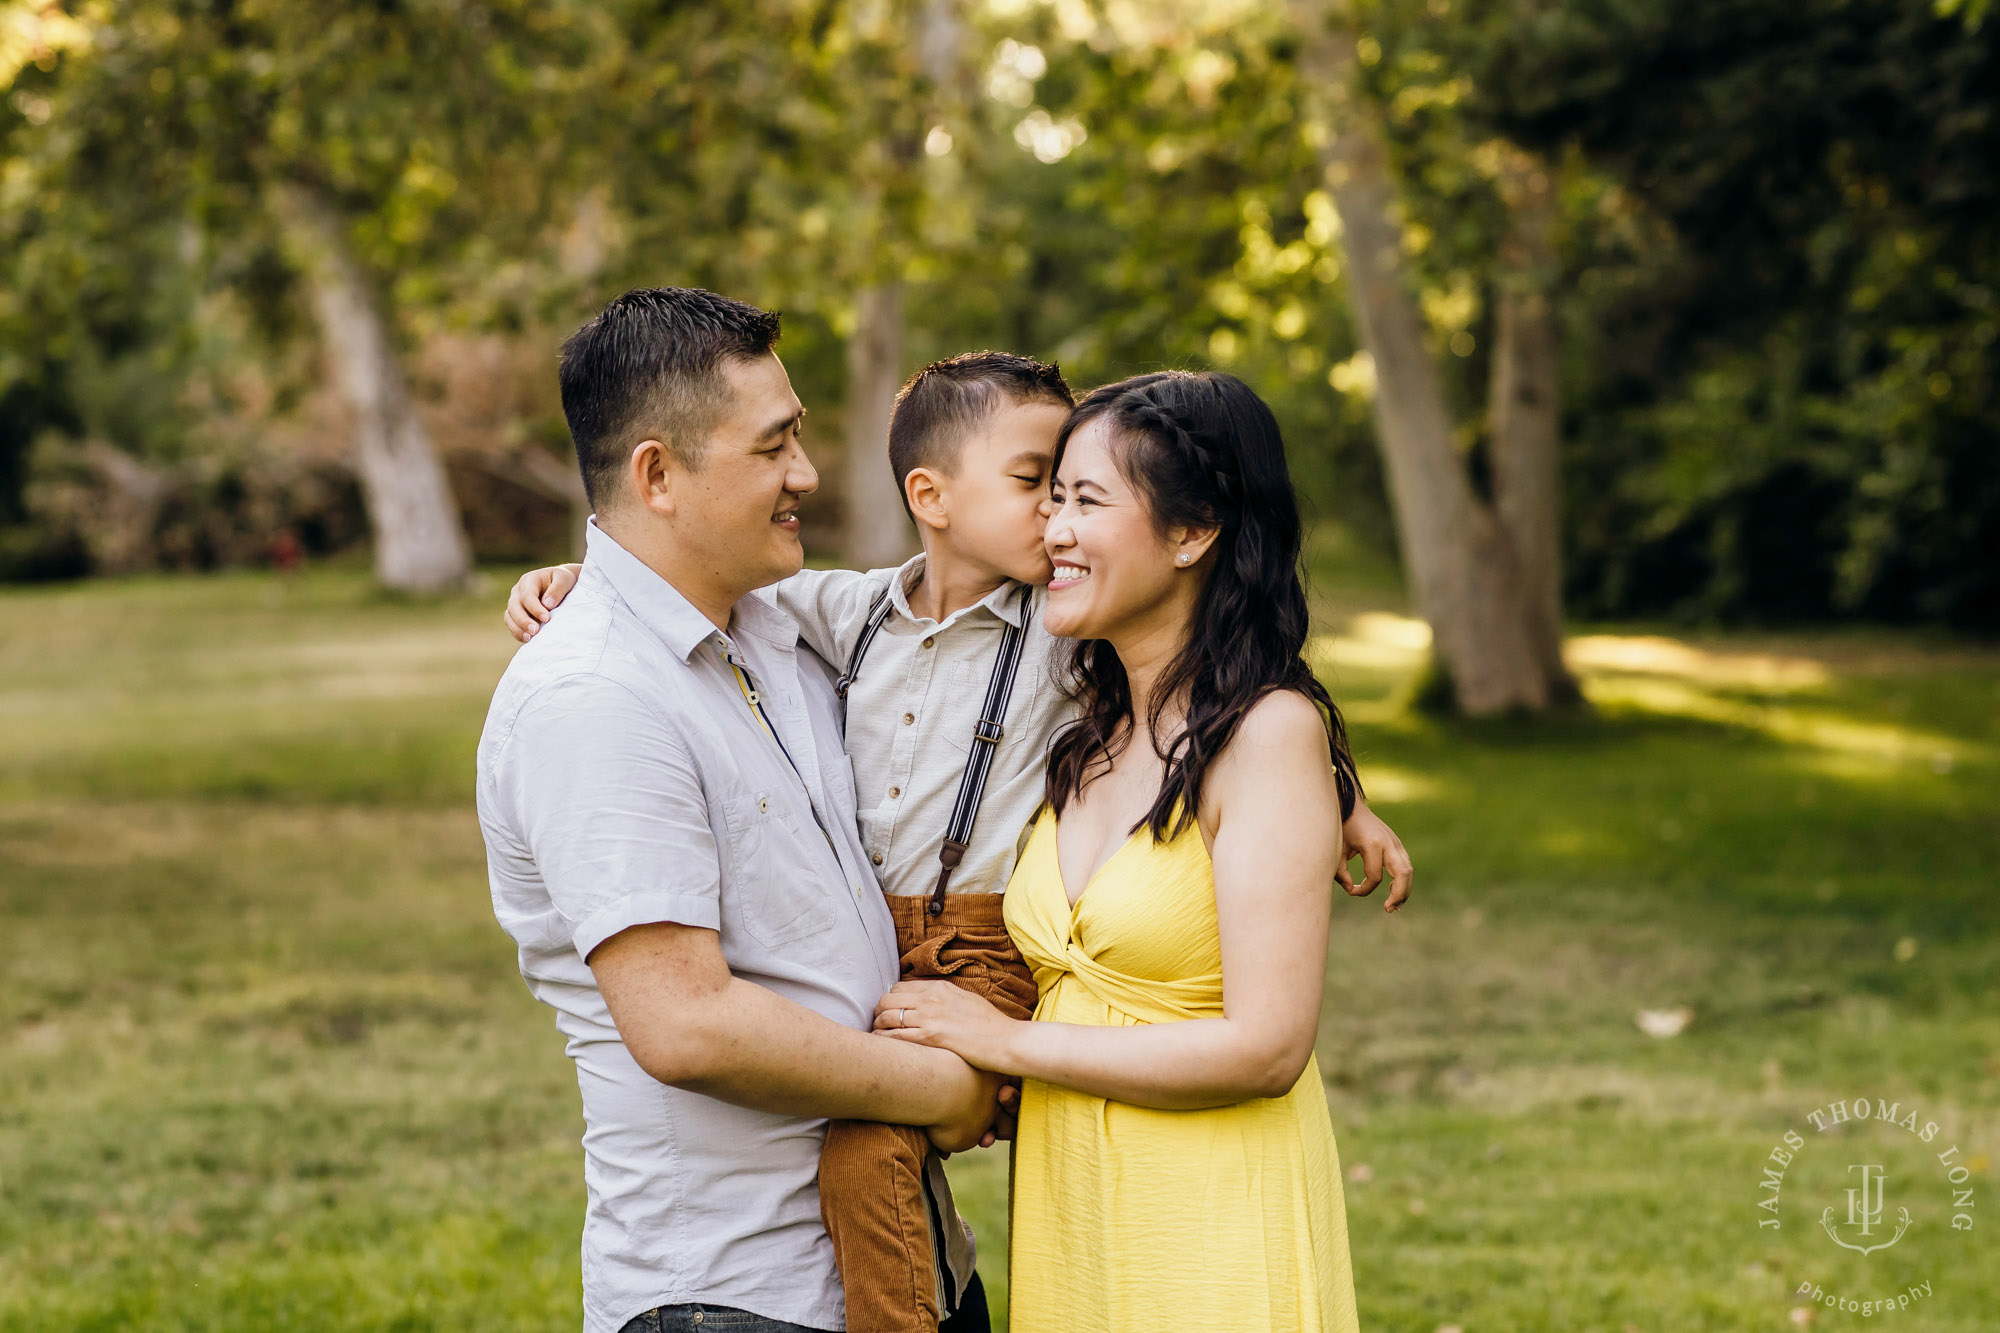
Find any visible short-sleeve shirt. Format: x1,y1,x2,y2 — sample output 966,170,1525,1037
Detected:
476,521,904,1333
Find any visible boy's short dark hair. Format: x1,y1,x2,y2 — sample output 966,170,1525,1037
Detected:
886,352,1074,493
558,287,782,507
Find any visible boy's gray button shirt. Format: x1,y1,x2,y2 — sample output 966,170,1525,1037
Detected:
765,555,1073,1314
772,555,1071,900
478,521,907,1333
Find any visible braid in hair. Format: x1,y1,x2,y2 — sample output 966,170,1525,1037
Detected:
1128,398,1240,513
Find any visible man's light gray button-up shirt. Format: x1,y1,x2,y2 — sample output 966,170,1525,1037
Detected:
477,522,902,1333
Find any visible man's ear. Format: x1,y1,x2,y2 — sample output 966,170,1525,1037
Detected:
904,466,949,533
628,439,679,518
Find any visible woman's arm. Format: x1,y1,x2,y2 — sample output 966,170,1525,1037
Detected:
877,690,1340,1110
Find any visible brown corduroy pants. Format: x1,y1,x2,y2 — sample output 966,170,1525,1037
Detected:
819,892,1038,1333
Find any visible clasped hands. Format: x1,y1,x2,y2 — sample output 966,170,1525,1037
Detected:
875,980,1024,1153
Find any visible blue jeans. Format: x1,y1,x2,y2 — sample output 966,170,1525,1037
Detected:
616,1305,832,1333
618,1275,989,1333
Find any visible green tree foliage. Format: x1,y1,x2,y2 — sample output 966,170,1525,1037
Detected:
2,0,608,582
1475,0,2000,627
3,0,1995,631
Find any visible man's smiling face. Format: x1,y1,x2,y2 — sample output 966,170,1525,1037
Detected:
676,352,820,595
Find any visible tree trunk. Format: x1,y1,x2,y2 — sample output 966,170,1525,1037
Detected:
836,1,960,571
510,444,591,560
1488,146,1578,699
843,281,915,569
457,444,590,560
1293,7,1553,713
271,182,473,593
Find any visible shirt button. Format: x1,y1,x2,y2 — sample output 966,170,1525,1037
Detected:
871,852,884,866
922,636,935,649
902,712,915,726
889,786,901,799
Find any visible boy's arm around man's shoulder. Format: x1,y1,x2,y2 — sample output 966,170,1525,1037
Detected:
767,565,899,667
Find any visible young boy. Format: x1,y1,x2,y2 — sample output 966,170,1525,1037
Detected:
504,352,1412,1332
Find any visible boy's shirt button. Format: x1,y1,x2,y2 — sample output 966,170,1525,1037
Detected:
922,636,935,648
871,852,884,866
889,786,902,799
902,712,915,725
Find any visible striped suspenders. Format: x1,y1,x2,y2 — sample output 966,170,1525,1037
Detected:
836,581,1035,916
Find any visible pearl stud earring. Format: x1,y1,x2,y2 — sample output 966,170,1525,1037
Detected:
1176,553,1191,565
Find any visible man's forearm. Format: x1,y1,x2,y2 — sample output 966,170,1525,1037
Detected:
660,977,982,1124
593,919,986,1127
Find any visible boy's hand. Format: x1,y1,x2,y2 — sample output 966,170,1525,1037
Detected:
1337,798,1413,912
504,563,583,642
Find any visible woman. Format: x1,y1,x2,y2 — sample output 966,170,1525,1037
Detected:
875,371,1374,1332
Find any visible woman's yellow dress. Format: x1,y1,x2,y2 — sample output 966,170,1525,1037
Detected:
1002,809,1361,1332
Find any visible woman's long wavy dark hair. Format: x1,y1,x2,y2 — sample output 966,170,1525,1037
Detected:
1045,370,1361,841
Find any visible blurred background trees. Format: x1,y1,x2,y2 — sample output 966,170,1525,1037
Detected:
2,0,1994,704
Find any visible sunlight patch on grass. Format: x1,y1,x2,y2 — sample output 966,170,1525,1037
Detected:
1567,634,1831,691
1352,765,1444,804
1585,674,1976,769
1311,611,1433,673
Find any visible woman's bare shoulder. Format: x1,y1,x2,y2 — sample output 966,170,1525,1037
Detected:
1204,688,1335,807
1202,688,1339,849
1230,687,1331,755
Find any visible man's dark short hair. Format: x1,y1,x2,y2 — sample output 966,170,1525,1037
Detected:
558,287,782,507
886,352,1074,496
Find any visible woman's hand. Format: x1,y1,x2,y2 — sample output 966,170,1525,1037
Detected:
1337,798,1413,912
504,562,583,642
875,980,1026,1073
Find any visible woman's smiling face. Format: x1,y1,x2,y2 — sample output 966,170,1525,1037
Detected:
1042,418,1189,641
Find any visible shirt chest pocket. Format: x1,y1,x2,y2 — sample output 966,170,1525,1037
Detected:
945,655,1042,755
723,789,836,948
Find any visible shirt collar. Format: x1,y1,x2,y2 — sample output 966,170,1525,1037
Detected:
884,552,1033,631
585,518,795,662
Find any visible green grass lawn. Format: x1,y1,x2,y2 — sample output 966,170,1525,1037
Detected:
2,562,1995,1330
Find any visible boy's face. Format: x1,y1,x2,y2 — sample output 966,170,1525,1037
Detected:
933,400,1068,585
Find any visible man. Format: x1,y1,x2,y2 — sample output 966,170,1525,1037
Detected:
476,287,997,1333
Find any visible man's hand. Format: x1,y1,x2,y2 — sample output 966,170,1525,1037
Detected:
985,1080,1021,1145
1337,798,1414,912
504,562,583,642
927,1069,1005,1154
958,1080,1019,1151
